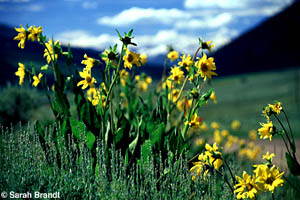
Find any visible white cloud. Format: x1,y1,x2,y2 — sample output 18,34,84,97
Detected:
175,12,232,29
184,0,247,9
25,4,43,12
56,28,238,57
97,7,191,26
184,0,293,10
206,27,239,48
82,1,98,9
56,30,117,49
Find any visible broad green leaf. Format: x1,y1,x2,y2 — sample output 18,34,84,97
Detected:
129,132,139,155
70,117,85,140
105,121,110,147
86,131,96,151
285,152,300,176
150,122,165,148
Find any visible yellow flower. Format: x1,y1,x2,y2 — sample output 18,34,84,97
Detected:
205,142,219,152
200,122,208,131
81,53,97,70
204,144,223,170
77,68,96,90
225,135,239,149
123,49,141,70
168,89,180,103
268,102,282,115
254,165,284,193
262,152,275,161
234,171,258,200
231,120,241,130
44,40,59,64
162,79,173,90
27,25,42,42
101,49,118,67
15,62,26,86
210,91,217,104
176,98,192,111
221,129,229,137
140,53,147,65
178,54,193,71
211,121,220,129
14,25,27,49
195,53,217,81
167,50,179,61
258,121,273,141
214,130,222,144
239,139,246,146
120,69,129,86
190,153,209,181
202,40,215,53
195,138,204,146
247,146,261,161
32,73,43,87
169,66,184,84
248,130,257,141
87,87,100,106
135,75,152,92
185,113,202,129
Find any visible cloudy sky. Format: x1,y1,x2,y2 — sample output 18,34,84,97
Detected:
0,0,295,56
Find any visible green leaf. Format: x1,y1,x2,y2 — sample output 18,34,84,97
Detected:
105,121,111,147
141,140,152,162
86,131,96,151
70,117,85,140
150,122,165,148
115,29,122,39
285,152,300,176
129,131,139,155
67,44,73,66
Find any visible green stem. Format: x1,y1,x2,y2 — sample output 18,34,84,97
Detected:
161,55,168,80
222,157,236,185
274,115,293,156
169,47,201,113
282,109,295,145
280,134,292,157
272,192,275,200
215,169,234,195
105,44,125,109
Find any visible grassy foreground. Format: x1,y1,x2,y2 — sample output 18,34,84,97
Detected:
1,124,299,200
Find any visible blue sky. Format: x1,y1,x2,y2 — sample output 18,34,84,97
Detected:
0,0,295,56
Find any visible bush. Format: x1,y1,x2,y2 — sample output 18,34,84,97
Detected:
0,84,47,126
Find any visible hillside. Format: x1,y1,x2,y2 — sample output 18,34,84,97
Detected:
213,1,300,75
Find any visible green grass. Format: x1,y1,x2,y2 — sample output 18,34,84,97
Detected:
190,67,300,138
1,123,299,199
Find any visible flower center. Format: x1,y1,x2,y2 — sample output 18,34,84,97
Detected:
127,54,134,63
246,184,253,191
86,76,92,83
266,177,274,185
201,63,208,72
174,75,179,81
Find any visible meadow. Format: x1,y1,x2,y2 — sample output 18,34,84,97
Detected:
0,24,300,200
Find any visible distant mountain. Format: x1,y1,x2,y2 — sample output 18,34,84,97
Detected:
212,1,300,76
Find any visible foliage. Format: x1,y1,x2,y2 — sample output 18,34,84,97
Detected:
1,126,299,199
7,24,300,199
0,84,47,126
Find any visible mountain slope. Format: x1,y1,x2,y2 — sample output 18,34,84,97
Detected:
213,1,300,76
